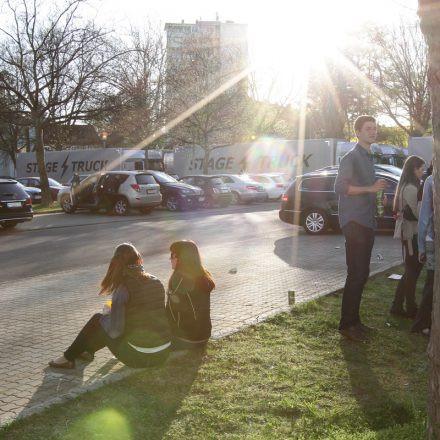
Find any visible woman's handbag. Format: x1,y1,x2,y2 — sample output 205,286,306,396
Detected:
402,204,417,221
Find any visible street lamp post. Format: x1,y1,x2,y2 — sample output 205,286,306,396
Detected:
99,130,108,148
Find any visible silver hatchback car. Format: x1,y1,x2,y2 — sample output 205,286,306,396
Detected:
217,174,268,204
58,171,162,215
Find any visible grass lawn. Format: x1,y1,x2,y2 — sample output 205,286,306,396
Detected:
1,267,429,439
32,201,62,214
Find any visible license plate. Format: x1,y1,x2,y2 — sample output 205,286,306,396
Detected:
221,189,229,193
147,189,156,194
199,197,205,201
7,202,22,208
35,196,41,200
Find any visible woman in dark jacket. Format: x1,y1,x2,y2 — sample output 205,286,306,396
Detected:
166,240,215,348
49,243,171,369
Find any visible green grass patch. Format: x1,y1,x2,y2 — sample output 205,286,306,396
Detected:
1,267,429,439
32,202,62,214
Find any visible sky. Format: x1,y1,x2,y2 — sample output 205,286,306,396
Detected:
86,0,419,103
0,0,420,107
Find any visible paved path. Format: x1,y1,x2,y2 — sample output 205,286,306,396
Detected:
0,210,402,425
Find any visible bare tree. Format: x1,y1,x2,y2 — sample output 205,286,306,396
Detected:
165,33,249,174
368,21,431,136
247,72,299,139
0,0,120,205
418,1,440,438
95,25,168,148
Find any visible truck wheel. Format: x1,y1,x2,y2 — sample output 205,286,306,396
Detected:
303,209,328,235
2,221,18,229
113,197,129,216
61,196,76,214
165,196,180,211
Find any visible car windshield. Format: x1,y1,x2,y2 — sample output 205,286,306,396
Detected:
151,172,177,183
209,177,225,186
0,182,28,198
136,174,156,185
48,178,62,187
269,175,284,183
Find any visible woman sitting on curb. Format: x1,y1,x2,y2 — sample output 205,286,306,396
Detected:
166,240,215,349
49,243,171,369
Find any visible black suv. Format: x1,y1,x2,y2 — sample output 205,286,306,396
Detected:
147,170,203,211
179,175,232,208
0,179,33,229
279,169,398,234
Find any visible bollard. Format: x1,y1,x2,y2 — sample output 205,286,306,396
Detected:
288,290,296,305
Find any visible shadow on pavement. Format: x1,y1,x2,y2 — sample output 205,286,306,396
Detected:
16,362,88,421
11,348,206,439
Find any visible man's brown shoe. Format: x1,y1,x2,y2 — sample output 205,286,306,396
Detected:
339,326,368,342
48,359,75,369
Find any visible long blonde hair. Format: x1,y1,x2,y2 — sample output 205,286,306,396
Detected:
169,240,215,287
393,155,425,212
99,243,145,295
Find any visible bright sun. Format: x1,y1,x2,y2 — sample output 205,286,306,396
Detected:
247,0,416,101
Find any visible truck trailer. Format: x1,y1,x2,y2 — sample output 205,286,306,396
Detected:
16,148,146,184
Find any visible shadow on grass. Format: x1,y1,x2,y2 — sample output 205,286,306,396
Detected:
339,339,415,431
3,348,206,440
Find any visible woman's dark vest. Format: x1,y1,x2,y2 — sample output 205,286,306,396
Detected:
123,274,171,347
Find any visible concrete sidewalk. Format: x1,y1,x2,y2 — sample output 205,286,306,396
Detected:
0,233,402,426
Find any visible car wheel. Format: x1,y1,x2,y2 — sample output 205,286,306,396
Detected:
303,209,328,235
165,196,180,211
61,196,76,214
230,192,240,205
113,197,129,216
2,221,18,229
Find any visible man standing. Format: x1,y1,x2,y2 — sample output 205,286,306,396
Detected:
335,115,386,342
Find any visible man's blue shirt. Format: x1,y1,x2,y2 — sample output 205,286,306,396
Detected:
334,143,376,229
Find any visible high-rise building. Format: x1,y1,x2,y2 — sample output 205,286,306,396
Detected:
164,19,248,99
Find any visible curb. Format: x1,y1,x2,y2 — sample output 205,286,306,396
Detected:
0,260,403,427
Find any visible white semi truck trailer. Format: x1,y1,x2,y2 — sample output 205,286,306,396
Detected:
164,139,406,178
408,137,433,165
16,148,149,184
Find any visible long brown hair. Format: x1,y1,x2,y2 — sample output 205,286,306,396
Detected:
99,243,144,295
393,155,425,212
170,240,215,287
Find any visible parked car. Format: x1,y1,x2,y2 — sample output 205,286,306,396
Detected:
319,164,402,177
216,174,267,204
0,178,33,229
146,170,204,211
247,173,287,200
16,182,42,204
179,175,232,208
279,169,398,234
57,171,162,215
16,176,64,200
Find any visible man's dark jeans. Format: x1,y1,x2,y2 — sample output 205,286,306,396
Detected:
339,221,375,330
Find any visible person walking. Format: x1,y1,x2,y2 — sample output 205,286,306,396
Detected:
411,174,435,335
390,156,425,318
335,115,386,342
166,240,215,349
49,243,171,369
